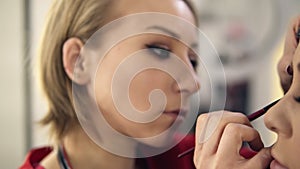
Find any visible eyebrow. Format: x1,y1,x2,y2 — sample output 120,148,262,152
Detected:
146,26,180,39
146,25,199,50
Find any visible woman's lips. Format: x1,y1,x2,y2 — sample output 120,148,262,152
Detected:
164,109,187,119
270,159,288,169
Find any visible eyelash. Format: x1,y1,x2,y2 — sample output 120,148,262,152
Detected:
146,44,171,59
145,44,198,70
294,96,300,103
189,53,198,70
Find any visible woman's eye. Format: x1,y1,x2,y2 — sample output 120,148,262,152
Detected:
293,96,300,103
190,59,198,70
189,52,198,70
146,44,171,59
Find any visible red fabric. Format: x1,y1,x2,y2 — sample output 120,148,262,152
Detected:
19,147,53,169
240,147,258,159
145,135,196,169
19,135,196,169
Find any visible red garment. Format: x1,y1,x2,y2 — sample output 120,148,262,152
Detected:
19,135,196,169
20,146,53,169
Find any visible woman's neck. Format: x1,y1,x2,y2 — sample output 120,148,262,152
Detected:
62,127,136,169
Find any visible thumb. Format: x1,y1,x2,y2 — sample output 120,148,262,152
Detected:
247,148,273,169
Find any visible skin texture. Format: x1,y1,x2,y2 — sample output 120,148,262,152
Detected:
194,17,300,169
41,0,200,169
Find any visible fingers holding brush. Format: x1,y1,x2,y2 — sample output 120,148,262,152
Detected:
194,111,271,169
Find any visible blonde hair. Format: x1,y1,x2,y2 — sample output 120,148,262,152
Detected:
39,0,198,141
39,0,115,140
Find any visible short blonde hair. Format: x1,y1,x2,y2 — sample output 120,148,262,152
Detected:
39,0,115,140
39,0,198,141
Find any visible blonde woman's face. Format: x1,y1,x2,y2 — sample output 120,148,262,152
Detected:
264,50,300,169
92,0,200,140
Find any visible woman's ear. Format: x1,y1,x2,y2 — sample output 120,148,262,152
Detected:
63,37,90,85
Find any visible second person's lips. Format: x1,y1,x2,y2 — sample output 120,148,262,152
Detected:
270,159,288,169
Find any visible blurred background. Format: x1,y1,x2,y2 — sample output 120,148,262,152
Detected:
0,0,299,168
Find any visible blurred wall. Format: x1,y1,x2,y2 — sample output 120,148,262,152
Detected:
0,0,26,168
30,0,52,148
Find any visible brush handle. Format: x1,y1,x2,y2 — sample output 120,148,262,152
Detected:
247,99,279,121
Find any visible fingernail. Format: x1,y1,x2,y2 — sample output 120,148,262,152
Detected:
262,149,272,160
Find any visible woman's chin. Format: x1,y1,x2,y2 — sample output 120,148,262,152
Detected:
135,130,177,148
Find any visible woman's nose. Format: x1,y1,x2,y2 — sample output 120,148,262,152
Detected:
181,74,200,95
171,47,201,95
264,98,292,137
172,66,200,96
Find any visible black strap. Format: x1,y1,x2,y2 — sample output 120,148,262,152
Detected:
57,145,71,169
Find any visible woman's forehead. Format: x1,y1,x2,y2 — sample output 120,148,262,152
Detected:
113,0,196,23
89,13,198,49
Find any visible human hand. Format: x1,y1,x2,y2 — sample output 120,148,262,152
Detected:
278,16,300,93
193,111,273,169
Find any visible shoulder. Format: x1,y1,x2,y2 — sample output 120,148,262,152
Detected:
19,146,53,169
145,134,196,169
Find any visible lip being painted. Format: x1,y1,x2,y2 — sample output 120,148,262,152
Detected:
270,158,288,169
